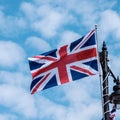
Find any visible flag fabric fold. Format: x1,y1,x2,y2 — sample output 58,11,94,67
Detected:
28,29,99,94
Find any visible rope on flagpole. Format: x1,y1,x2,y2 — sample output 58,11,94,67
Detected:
102,72,111,120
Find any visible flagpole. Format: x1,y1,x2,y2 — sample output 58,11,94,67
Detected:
95,25,105,120
100,42,110,120
98,37,120,120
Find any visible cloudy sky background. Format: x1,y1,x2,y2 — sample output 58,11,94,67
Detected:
0,0,120,120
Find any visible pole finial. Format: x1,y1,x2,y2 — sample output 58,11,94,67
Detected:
95,25,97,31
95,24,97,29
102,41,107,50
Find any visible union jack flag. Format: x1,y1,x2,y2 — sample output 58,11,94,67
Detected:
110,106,116,120
28,29,99,94
102,105,116,120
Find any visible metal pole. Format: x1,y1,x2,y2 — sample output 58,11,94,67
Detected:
95,25,105,119
100,42,110,120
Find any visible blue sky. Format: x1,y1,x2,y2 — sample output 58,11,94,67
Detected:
0,0,120,120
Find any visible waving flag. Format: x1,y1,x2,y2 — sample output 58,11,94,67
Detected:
110,106,116,120
102,105,116,120
28,29,98,94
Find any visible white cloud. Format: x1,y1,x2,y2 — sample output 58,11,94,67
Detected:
31,75,102,120
108,54,120,76
31,5,66,37
12,0,118,40
25,36,51,52
58,30,81,47
32,11,63,37
0,80,102,120
74,1,97,26
0,71,30,88
0,84,37,119
0,114,17,120
61,77,102,120
63,76,101,104
99,9,120,41
20,2,74,38
0,10,26,37
0,1,120,120
36,96,67,120
20,2,36,22
64,0,116,27
63,103,101,120
0,41,26,67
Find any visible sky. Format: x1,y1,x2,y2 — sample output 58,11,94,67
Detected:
0,0,120,120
